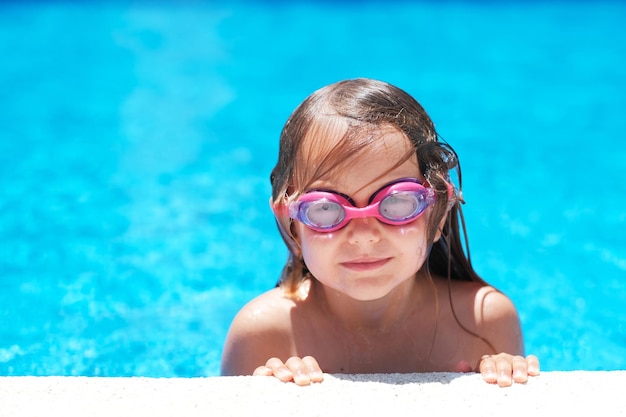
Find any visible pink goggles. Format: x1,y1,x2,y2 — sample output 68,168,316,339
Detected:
274,178,437,233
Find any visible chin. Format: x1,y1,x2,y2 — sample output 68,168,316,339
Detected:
342,278,398,301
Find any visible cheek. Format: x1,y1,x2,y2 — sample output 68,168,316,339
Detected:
301,233,334,252
296,227,349,281
301,243,333,280
397,211,428,235
295,225,333,264
394,222,430,263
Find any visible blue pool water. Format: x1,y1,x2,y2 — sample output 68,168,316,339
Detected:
0,0,624,377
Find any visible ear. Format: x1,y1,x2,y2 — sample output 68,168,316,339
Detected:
269,196,283,216
271,196,302,251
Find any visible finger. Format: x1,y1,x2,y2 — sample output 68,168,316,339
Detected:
526,354,540,376
479,355,498,384
494,355,513,387
511,355,529,383
253,365,273,376
265,357,295,382
285,356,314,386
302,356,324,382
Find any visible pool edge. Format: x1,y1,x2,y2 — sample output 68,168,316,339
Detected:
1,371,624,415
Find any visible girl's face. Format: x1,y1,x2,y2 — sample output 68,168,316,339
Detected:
294,127,431,302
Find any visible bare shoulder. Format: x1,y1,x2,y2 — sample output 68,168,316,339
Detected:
442,280,518,320
443,279,524,354
220,287,298,376
474,285,520,324
229,287,296,328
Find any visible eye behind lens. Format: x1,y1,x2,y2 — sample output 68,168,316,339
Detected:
380,192,428,221
300,200,345,229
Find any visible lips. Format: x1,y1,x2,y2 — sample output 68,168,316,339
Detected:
340,257,391,271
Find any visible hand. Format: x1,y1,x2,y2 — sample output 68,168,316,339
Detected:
478,353,540,387
253,356,324,386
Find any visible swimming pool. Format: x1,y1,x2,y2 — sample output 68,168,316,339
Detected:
0,0,624,377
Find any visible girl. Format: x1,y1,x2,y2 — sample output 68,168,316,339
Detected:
221,78,539,387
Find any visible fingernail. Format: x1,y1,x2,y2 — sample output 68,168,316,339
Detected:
294,373,311,386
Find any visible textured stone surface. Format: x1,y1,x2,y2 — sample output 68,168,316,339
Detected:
0,371,624,416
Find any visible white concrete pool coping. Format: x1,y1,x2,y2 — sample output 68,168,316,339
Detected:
1,371,624,416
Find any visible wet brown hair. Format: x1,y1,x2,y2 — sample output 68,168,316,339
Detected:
270,78,488,297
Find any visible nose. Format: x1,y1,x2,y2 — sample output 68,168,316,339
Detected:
346,217,381,244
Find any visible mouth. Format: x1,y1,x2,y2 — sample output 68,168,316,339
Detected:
340,257,391,271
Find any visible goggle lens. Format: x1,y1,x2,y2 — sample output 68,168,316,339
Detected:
379,191,423,221
299,200,346,229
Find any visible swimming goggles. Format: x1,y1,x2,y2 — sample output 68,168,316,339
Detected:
274,178,436,233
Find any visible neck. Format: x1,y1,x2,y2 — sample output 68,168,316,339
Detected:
314,271,433,333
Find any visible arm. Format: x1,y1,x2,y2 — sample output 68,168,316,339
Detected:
473,287,540,386
220,290,324,385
